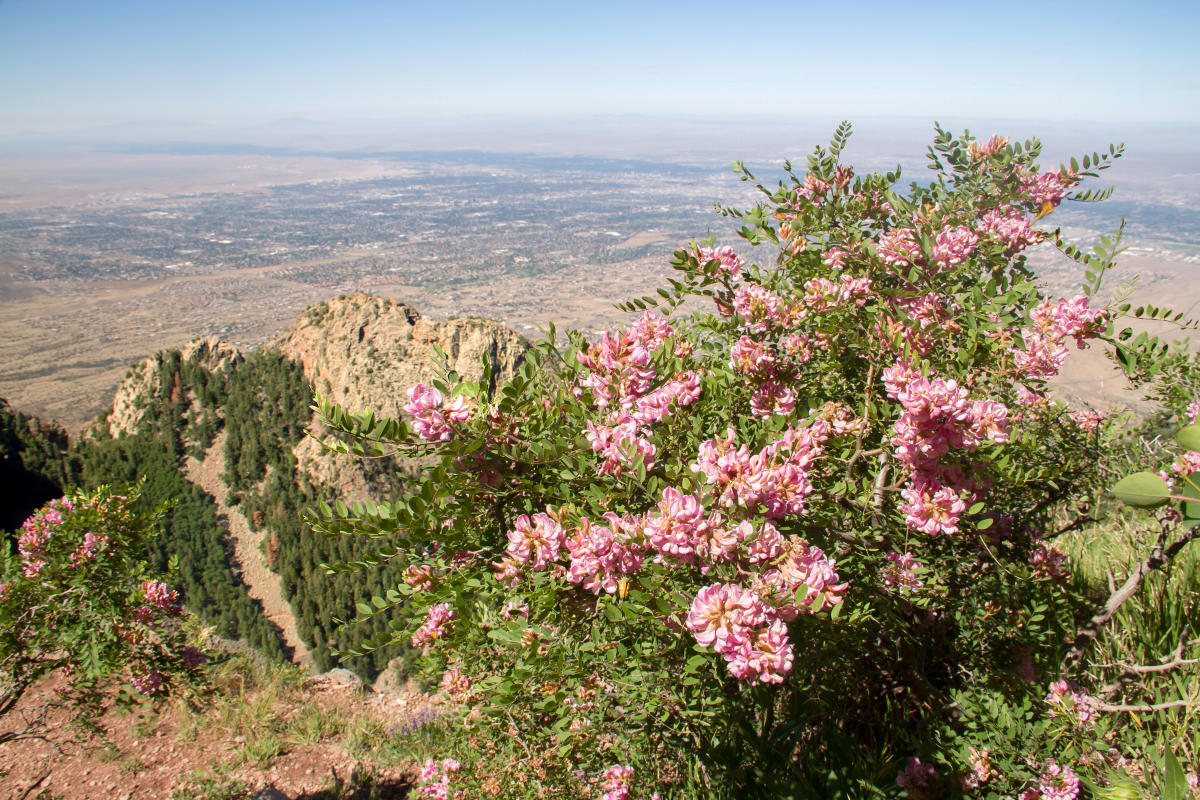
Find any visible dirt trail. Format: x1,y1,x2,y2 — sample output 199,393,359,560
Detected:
184,430,313,669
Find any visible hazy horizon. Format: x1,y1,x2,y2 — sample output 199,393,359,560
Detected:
2,0,1197,135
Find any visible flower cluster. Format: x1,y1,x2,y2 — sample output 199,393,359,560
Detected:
692,421,829,518
1030,544,1069,581
417,757,462,799
1044,680,1096,727
896,756,937,798
412,603,456,647
440,665,473,702
693,244,744,278
980,205,1042,253
1021,169,1078,209
881,551,924,593
599,765,634,800
878,228,924,267
960,747,996,791
565,514,647,595
130,668,164,696
884,361,1009,534
1020,759,1080,800
404,383,474,442
686,583,793,683
1013,295,1109,380
576,312,701,475
930,224,979,269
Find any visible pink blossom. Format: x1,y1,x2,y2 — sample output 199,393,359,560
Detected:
1022,169,1077,208
800,275,872,313
749,380,797,418
130,669,163,696
500,599,529,619
730,336,777,376
565,515,647,595
732,284,787,331
1031,545,1069,581
1029,759,1080,800
69,532,108,566
506,512,566,570
743,520,785,564
878,228,924,267
1173,450,1200,477
1045,680,1096,727
961,747,996,790
417,758,462,799
632,371,702,423
1188,400,1200,425
403,383,474,442
881,551,924,593
404,564,436,592
896,756,937,797
761,539,847,618
440,665,472,702
980,205,1042,253
693,245,744,278
899,477,968,535
600,764,634,800
686,583,765,649
584,418,656,477
930,225,979,269
412,603,456,647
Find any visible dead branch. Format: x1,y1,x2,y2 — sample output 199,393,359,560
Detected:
1063,518,1200,672
1096,698,1194,713
1098,636,1200,698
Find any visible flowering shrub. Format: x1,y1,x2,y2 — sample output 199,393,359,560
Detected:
0,484,206,742
314,125,1199,796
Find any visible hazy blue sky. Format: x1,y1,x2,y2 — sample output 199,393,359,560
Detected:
1,0,1197,132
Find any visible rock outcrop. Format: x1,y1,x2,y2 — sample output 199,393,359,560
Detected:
272,293,529,418
103,336,243,438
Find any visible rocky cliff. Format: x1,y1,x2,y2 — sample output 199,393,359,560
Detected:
273,293,528,418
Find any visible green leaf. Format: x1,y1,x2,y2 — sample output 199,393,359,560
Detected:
1110,472,1171,507
1175,424,1200,452
1182,472,1200,519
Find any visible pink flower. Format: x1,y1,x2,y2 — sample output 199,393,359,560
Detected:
686,583,765,649
1031,545,1069,581
440,665,472,702
961,747,996,790
565,515,646,595
896,756,937,797
404,383,474,442
732,284,787,331
881,551,924,593
1029,759,1080,800
693,245,744,278
600,764,634,800
930,225,979,269
749,380,797,418
506,512,566,570
899,477,968,535
417,757,462,799
1045,680,1096,727
131,669,163,696
878,228,923,267
980,205,1041,253
412,603,456,647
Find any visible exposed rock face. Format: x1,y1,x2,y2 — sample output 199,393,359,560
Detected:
272,293,529,418
104,337,243,438
273,293,529,502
